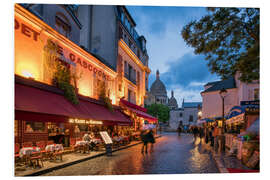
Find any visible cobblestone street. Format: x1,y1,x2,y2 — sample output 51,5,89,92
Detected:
43,133,218,175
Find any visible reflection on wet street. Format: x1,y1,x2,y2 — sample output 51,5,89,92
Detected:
44,133,219,176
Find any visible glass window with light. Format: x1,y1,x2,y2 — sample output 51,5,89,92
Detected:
254,88,259,100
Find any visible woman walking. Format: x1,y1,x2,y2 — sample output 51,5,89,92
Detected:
147,129,155,152
140,130,148,154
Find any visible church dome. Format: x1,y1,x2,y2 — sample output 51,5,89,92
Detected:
168,90,178,108
150,70,167,96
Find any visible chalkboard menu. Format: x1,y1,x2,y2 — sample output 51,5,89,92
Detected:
100,131,113,144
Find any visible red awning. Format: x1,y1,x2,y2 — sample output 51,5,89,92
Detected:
119,99,158,123
15,83,132,126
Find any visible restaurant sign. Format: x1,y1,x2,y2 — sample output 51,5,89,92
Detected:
15,15,110,81
240,100,260,106
69,118,103,125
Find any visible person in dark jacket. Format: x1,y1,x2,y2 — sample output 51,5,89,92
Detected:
177,125,182,136
140,130,148,154
147,129,155,152
192,126,199,143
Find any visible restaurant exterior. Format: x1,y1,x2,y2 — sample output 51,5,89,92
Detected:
14,4,137,146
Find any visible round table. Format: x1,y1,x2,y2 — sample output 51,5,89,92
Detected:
19,147,40,157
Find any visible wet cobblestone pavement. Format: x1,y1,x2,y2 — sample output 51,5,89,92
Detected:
43,133,219,175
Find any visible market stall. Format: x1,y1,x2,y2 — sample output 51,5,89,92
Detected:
224,101,259,169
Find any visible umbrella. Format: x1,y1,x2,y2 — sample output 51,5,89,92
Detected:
142,124,156,130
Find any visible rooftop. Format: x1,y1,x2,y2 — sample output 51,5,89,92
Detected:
202,76,236,93
182,102,202,108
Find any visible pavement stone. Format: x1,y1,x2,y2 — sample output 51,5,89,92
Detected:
15,136,161,176
197,137,251,173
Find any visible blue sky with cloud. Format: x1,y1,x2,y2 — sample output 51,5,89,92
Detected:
126,5,220,105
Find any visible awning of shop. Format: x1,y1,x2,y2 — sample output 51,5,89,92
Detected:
119,99,158,123
225,113,245,125
15,82,132,126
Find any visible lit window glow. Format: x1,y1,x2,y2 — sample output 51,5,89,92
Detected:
22,70,34,79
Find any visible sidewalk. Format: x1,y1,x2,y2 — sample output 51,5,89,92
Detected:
197,137,258,173
15,135,162,176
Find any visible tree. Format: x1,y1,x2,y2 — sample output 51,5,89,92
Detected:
181,8,259,82
146,104,170,123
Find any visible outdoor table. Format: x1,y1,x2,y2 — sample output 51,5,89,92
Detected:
113,136,121,142
19,147,40,158
75,141,89,146
90,138,102,144
45,144,64,152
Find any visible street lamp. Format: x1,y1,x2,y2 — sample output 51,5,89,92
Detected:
219,88,227,132
219,87,227,152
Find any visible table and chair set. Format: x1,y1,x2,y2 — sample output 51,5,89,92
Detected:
15,141,64,169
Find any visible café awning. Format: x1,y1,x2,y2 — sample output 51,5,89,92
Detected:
15,82,132,126
225,113,245,125
120,99,158,123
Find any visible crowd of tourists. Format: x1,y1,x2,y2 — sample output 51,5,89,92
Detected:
176,123,223,152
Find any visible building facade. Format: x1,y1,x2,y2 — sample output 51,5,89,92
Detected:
201,72,259,120
14,4,156,145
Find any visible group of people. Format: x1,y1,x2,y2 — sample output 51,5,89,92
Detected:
190,123,223,152
140,129,155,154
82,132,97,151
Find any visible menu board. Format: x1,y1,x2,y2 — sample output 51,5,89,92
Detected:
100,131,113,144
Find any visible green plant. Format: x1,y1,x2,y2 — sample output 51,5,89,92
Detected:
43,39,80,105
98,81,113,111
146,103,170,123
53,62,79,105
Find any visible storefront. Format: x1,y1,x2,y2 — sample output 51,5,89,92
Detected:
15,76,133,146
119,98,158,132
224,101,259,168
14,4,137,147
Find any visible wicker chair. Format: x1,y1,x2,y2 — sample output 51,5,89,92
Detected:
14,143,21,165
30,152,43,168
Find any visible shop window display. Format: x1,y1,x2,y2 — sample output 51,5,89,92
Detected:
25,121,46,133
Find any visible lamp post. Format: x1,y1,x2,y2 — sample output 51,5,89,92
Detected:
219,88,227,152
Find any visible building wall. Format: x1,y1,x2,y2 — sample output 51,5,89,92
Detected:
201,74,259,119
169,110,184,130
201,89,238,119
118,40,146,106
90,5,118,70
78,5,91,50
183,107,199,126
28,4,81,45
15,4,118,105
235,73,260,104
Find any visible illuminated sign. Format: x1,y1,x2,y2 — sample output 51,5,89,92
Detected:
14,17,110,81
69,118,103,125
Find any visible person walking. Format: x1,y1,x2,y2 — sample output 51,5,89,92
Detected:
199,127,204,143
147,129,155,152
177,125,182,136
192,126,199,143
212,124,221,153
140,130,148,154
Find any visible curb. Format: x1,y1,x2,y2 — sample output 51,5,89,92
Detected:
23,135,162,176
212,154,229,173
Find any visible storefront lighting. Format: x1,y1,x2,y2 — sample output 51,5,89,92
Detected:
69,118,103,125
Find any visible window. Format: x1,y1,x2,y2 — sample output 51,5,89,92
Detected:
25,121,46,133
189,115,193,122
15,120,18,137
254,88,259,100
55,15,71,38
128,89,132,102
179,113,183,117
